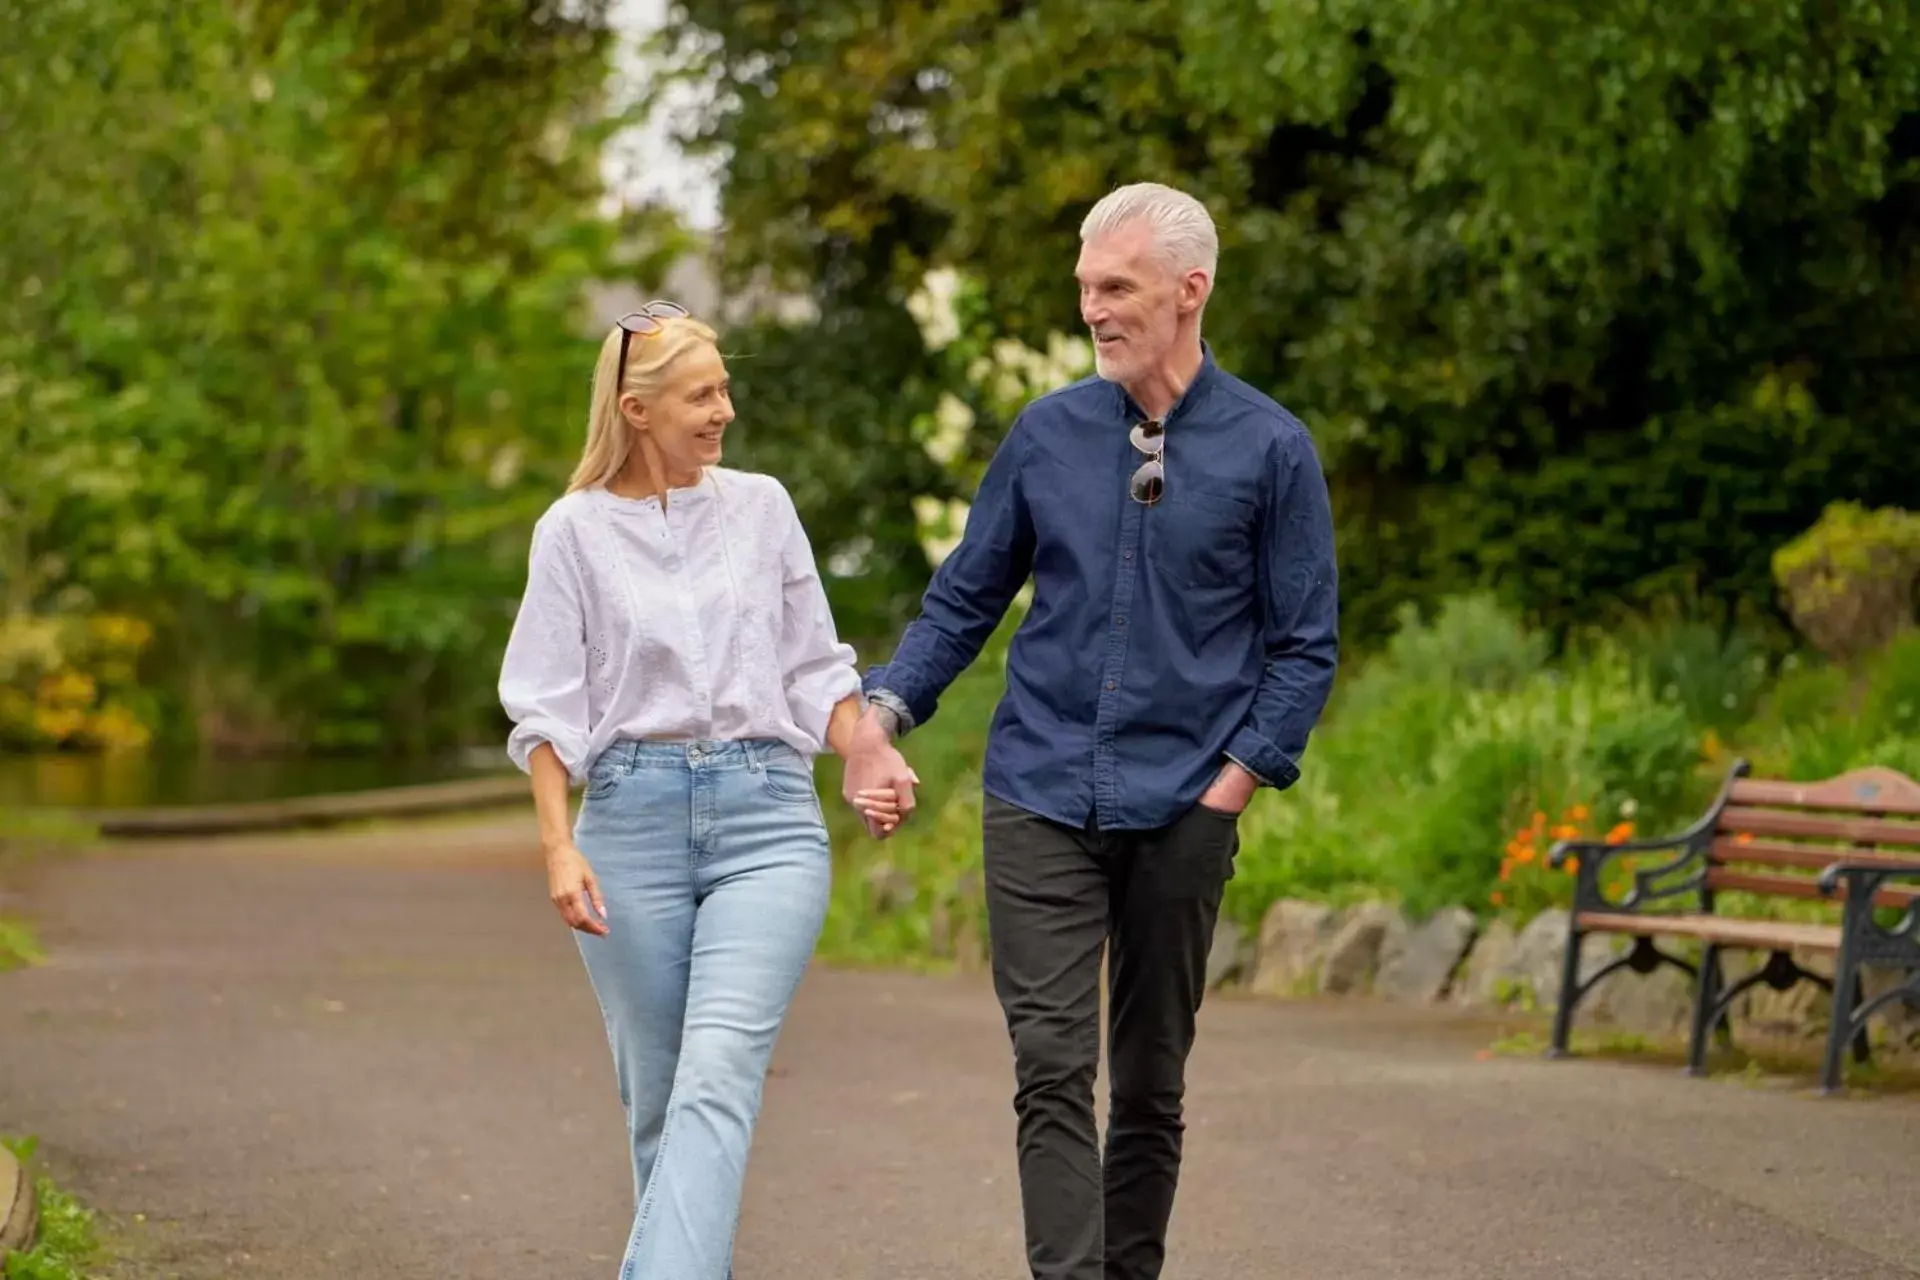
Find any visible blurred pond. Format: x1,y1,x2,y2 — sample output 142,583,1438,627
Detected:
0,750,509,811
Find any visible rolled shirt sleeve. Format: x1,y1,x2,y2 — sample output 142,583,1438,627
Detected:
498,513,594,784
775,488,861,751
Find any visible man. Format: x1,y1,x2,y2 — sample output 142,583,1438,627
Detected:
842,182,1339,1280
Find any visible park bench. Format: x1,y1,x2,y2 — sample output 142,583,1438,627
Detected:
1545,759,1920,1093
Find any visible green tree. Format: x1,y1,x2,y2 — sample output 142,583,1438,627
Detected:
0,0,680,753
660,0,1920,643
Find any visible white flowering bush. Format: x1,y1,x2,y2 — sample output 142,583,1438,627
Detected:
901,266,1093,566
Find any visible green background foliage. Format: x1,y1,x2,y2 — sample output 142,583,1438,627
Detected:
2,3,1917,956
1,0,690,753
662,0,1920,643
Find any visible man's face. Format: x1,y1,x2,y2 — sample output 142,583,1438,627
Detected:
1076,220,1181,387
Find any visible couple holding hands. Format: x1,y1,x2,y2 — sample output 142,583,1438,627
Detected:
498,182,1339,1280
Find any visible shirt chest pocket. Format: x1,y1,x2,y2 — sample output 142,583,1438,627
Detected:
1145,488,1257,591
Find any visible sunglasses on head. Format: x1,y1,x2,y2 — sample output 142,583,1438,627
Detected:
1129,419,1164,505
614,300,691,389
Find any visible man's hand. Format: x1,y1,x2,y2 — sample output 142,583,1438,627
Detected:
842,709,919,838
1197,760,1260,816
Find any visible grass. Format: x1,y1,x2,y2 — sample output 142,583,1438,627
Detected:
809,594,1920,969
1482,1015,1920,1095
0,919,43,972
1,1138,99,1280
0,807,96,972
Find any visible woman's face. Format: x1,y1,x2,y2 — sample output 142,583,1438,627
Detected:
628,341,734,477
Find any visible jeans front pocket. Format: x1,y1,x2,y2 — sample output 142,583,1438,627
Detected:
758,748,819,805
583,753,627,802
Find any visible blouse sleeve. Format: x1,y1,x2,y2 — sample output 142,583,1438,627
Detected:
776,488,862,751
498,512,593,783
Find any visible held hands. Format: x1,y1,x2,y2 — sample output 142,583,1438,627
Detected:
849,782,911,837
843,709,919,839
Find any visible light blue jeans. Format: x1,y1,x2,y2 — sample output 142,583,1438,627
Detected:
572,738,832,1280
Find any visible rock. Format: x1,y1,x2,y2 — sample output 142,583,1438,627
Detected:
1584,936,1696,1040
0,1145,35,1259
1730,948,1834,1042
1247,900,1338,998
1376,906,1477,1004
1206,919,1246,990
1510,909,1574,1008
1454,910,1608,1014
1862,965,1920,1050
1318,902,1399,996
1456,917,1519,1007
863,862,917,914
1721,953,1920,1051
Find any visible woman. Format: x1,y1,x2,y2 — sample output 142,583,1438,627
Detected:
498,301,898,1279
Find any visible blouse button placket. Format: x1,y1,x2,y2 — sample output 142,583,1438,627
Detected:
659,503,714,724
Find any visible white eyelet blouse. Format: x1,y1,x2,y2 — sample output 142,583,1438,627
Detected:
497,467,863,784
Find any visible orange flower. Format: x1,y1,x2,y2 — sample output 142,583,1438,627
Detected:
1532,810,1547,828
1565,856,1580,874
1498,864,1512,881
1569,804,1590,822
1515,847,1535,864
1605,822,1634,845
1490,891,1505,906
1552,824,1578,840
1735,832,1753,845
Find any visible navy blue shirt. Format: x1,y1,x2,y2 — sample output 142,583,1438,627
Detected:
865,346,1339,831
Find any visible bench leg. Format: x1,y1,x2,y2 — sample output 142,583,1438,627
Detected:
1547,923,1585,1058
1820,942,1870,1097
1686,943,1723,1077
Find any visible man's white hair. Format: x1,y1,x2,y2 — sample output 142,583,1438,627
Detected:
1079,182,1219,280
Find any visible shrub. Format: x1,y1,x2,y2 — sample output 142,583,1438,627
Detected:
1772,503,1920,662
0,612,156,752
1491,803,1639,918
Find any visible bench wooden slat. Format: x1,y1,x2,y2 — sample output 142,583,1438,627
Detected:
1718,806,1920,848
1575,910,1842,953
1730,768,1920,817
1705,867,1920,910
1708,837,1920,872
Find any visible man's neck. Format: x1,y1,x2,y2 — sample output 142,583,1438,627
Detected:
1122,336,1205,421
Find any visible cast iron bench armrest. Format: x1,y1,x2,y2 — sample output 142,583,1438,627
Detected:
1548,764,1751,913
1547,831,1686,869
1817,859,1920,898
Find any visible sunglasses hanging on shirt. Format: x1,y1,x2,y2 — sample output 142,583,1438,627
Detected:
1129,418,1165,506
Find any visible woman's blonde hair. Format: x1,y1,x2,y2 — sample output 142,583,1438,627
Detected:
566,315,721,494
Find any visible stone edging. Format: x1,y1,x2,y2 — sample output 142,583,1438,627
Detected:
1210,898,1920,1054
0,1146,35,1259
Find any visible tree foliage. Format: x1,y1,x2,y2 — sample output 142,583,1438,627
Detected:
0,0,677,753
662,0,1920,641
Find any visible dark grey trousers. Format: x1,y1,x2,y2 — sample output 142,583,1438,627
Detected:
981,795,1238,1280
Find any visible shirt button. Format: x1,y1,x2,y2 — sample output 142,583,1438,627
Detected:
1116,616,1125,628
1123,551,1133,560
1106,680,1117,691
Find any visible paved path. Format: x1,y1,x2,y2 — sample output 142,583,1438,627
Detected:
1,814,1916,1279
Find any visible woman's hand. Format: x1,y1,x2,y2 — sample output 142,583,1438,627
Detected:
545,842,609,936
852,786,905,837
